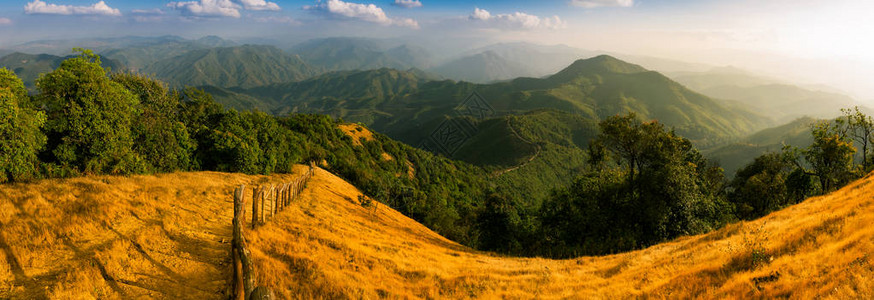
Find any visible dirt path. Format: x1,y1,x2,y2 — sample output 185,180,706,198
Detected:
493,116,542,177
0,171,298,299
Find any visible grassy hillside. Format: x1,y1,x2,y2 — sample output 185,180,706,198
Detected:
2,164,872,298
143,45,318,88
0,169,305,299
251,165,873,298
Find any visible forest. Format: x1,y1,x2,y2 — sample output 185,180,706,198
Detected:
1,50,871,257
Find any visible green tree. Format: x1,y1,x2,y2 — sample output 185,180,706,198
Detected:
803,121,856,193
540,113,730,256
729,152,792,219
36,49,143,175
842,106,874,170
0,68,46,182
111,72,194,172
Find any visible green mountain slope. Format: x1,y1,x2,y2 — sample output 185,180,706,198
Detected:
0,52,124,89
702,84,858,122
99,35,237,70
291,37,431,71
203,55,772,204
430,50,532,83
705,117,818,176
143,45,318,88
222,55,771,147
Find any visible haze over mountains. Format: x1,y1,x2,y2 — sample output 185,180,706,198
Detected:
0,35,867,181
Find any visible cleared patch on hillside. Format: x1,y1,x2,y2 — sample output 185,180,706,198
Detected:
338,123,374,146
248,167,874,299
0,169,304,299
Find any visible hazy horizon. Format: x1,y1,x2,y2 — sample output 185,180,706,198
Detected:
1,0,873,101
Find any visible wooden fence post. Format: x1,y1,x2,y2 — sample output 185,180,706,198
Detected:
251,186,259,229
273,185,279,216
260,186,267,224
233,185,256,298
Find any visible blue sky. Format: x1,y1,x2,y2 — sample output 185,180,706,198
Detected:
1,0,874,99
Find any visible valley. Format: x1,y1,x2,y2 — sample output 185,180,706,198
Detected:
2,1,873,296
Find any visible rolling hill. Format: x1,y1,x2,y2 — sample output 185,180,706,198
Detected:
705,117,818,176
3,163,871,298
99,35,237,70
142,45,318,88
290,37,432,72
207,55,774,201
0,52,124,90
430,50,531,83
702,84,860,122
227,55,772,148
669,68,861,123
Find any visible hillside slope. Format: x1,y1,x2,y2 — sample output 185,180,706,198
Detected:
2,166,872,298
143,45,318,88
0,169,306,299
251,167,873,298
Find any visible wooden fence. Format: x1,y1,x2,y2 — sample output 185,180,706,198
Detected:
232,163,316,300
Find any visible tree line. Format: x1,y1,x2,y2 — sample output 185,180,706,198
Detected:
1,50,869,258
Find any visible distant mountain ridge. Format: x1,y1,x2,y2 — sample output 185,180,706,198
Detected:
142,45,318,88
429,50,530,83
214,55,773,156
0,52,124,90
290,37,433,72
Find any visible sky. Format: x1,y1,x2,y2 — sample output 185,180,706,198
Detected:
1,0,873,100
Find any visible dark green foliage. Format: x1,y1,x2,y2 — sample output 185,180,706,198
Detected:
729,111,870,220
477,191,524,252
0,51,125,90
111,72,194,172
280,114,491,244
538,113,732,257
0,68,46,182
802,121,857,192
36,49,143,175
4,50,869,260
729,152,793,219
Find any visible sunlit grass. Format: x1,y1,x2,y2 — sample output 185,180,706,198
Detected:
249,168,874,299
1,166,872,298
0,170,300,299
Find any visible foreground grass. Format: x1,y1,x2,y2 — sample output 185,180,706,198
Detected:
0,170,300,299
250,167,874,299
1,166,872,299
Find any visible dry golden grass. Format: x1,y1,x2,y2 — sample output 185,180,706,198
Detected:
2,165,872,299
248,168,874,299
0,170,300,299
338,123,374,146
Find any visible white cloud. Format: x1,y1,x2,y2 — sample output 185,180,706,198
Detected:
392,0,422,9
168,0,242,18
239,0,280,11
24,0,122,16
0,18,11,25
470,7,490,20
468,8,565,30
570,0,633,8
304,0,419,28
